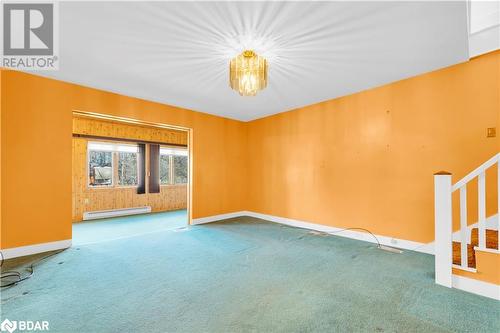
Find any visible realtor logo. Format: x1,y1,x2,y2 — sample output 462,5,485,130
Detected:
0,319,17,333
3,3,53,55
2,2,59,70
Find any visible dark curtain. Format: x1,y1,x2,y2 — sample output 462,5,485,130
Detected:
149,144,160,193
137,143,146,194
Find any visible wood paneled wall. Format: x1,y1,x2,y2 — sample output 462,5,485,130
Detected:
73,116,188,145
72,117,188,222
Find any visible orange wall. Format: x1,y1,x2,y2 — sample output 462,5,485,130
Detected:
0,71,248,249
1,51,499,249
247,51,500,243
453,250,500,285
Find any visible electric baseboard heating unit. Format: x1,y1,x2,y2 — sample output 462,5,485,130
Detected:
83,206,152,221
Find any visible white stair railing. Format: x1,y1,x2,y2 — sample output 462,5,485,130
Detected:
434,153,500,287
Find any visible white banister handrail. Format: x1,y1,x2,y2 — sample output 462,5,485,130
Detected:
434,152,500,287
452,153,500,192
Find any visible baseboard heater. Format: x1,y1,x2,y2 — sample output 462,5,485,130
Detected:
83,206,152,221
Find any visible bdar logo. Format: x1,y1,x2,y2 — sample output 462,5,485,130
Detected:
0,319,17,333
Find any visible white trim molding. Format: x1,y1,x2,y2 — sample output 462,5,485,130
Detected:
245,211,434,254
474,246,500,255
191,211,248,225
452,264,477,273
192,211,434,254
452,274,500,301
1,239,72,260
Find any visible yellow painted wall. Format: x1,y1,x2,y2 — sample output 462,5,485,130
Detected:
72,117,188,221
1,51,499,250
247,51,500,244
453,250,500,285
1,70,248,249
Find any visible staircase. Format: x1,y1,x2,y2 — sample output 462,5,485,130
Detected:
452,228,499,268
434,153,500,299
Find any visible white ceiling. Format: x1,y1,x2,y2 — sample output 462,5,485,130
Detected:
40,1,469,121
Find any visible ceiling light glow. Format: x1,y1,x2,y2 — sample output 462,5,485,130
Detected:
229,50,267,96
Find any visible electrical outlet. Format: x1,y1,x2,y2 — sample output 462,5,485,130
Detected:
487,127,496,138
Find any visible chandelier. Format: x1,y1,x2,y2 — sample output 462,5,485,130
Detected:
229,50,268,96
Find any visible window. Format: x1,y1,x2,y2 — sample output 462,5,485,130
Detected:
173,155,188,184
118,152,138,186
89,150,113,186
159,154,170,185
88,142,139,187
159,148,188,185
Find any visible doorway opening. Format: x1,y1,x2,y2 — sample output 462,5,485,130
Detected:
71,111,192,245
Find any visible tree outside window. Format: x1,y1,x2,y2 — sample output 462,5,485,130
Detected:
88,142,138,187
173,155,188,184
118,152,138,186
159,148,188,185
89,150,113,186
160,154,170,185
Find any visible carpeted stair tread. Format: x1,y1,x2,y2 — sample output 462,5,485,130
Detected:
470,228,498,250
452,241,476,268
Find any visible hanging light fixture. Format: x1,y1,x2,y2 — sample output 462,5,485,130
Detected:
229,50,267,96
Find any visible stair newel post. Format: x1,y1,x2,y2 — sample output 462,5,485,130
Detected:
434,171,453,287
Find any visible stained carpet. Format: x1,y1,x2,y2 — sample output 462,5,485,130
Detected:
1,217,499,332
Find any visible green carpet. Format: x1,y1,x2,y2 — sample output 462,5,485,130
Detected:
1,217,499,332
72,209,188,245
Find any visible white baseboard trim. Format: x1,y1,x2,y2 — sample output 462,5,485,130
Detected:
191,211,248,225
245,211,433,254
191,211,434,254
1,239,72,259
452,274,500,300
452,264,477,273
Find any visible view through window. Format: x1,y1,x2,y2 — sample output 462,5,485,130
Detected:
160,148,188,185
88,142,139,187
88,150,113,186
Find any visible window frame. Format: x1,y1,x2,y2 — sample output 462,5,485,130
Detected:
87,141,140,189
159,153,172,186
87,146,114,189
172,154,188,185
116,150,140,188
159,146,188,186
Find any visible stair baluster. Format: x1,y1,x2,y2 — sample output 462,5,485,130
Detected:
459,186,468,268
434,153,500,287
